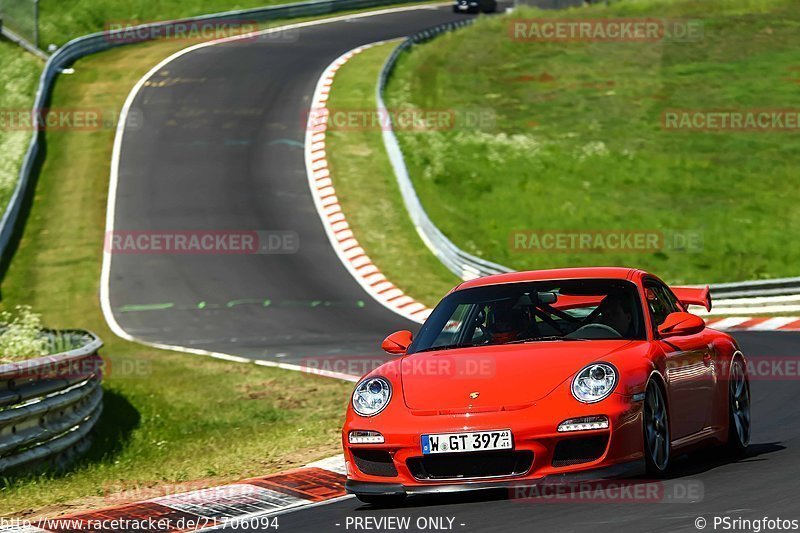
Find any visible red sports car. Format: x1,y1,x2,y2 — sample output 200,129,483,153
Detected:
342,268,751,504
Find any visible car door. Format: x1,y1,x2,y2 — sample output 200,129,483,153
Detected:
645,280,715,440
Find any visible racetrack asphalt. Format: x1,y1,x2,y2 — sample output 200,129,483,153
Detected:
106,3,800,531
107,5,485,365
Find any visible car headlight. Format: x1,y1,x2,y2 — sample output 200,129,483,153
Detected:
571,363,617,403
352,377,392,416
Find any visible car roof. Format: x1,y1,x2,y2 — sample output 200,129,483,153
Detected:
455,267,644,291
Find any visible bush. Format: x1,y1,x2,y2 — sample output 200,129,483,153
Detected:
0,305,48,363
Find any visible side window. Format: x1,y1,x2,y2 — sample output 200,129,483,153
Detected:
644,282,679,326
661,286,683,312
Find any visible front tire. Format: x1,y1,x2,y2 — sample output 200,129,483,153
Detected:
355,494,406,506
643,380,670,476
726,358,751,454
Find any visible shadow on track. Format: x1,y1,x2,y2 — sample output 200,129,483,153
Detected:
667,441,785,478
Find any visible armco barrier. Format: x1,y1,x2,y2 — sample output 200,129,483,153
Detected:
377,20,800,299
0,0,432,269
377,18,513,281
708,277,800,299
0,330,103,472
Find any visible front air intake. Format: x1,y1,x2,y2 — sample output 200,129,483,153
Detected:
407,450,533,480
351,449,398,477
551,435,609,467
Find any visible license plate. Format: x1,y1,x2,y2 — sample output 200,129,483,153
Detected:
421,430,513,454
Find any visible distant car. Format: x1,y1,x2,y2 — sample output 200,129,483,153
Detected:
453,0,497,13
343,267,751,505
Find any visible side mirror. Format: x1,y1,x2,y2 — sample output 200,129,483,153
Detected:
381,330,413,355
658,312,705,338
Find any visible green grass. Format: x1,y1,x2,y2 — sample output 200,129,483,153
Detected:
385,0,800,285
0,32,356,518
32,0,428,46
0,40,42,214
325,42,460,305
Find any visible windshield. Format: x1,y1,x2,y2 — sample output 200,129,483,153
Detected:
408,279,645,354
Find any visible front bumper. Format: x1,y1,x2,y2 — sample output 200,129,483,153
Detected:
346,458,645,497
343,390,645,494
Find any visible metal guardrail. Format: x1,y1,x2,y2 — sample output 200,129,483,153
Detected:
377,18,513,281
0,330,103,472
708,277,800,300
378,19,800,299
0,0,431,268
513,0,585,9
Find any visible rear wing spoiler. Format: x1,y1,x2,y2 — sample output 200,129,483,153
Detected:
670,286,712,312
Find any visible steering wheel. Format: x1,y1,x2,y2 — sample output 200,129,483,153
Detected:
565,323,622,339
575,306,604,330
472,325,490,344
471,309,490,344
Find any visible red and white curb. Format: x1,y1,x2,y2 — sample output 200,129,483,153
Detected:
0,456,348,532
705,316,800,332
304,43,432,325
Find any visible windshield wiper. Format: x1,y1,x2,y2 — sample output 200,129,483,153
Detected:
506,336,589,344
417,336,590,352
416,343,480,353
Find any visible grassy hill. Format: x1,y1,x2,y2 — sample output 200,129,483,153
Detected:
0,41,42,213
385,0,800,284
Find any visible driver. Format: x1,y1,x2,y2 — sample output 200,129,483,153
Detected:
487,301,524,344
594,293,633,337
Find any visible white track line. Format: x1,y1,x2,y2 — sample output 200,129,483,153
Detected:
99,5,446,377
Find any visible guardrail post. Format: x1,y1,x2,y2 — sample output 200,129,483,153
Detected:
33,0,40,49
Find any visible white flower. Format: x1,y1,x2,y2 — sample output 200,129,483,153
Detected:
0,305,48,362
578,141,609,160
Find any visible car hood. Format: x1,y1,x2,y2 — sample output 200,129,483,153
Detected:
401,340,636,411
